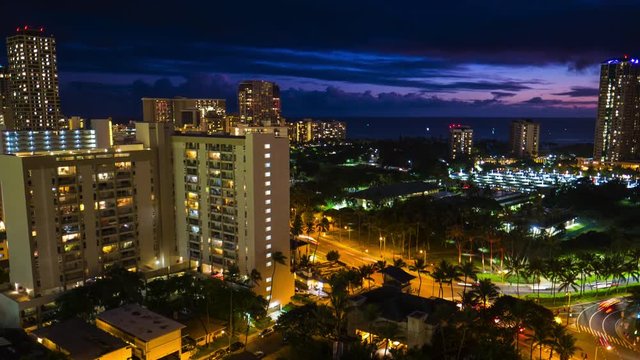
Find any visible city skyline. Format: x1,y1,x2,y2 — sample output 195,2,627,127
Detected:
4,2,640,120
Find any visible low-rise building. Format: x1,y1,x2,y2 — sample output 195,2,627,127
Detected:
351,181,439,209
96,304,185,360
348,286,456,350
32,318,132,360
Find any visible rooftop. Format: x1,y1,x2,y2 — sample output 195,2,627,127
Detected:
352,181,439,202
32,318,128,360
97,304,185,342
351,286,455,324
380,266,416,284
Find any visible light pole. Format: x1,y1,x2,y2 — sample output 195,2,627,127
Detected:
419,249,426,262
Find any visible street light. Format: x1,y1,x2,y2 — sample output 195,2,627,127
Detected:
419,249,426,262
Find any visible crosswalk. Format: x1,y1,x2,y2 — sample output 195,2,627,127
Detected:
576,324,636,350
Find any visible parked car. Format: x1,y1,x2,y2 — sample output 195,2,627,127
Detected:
227,341,245,353
210,349,227,359
260,327,274,338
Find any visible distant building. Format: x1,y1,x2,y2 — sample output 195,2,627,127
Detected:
238,80,282,126
32,318,132,360
0,129,97,153
289,119,346,144
449,124,473,160
142,97,226,132
351,181,439,209
510,119,540,158
0,66,10,129
96,304,185,360
172,131,294,310
594,57,640,162
348,287,456,350
6,26,63,130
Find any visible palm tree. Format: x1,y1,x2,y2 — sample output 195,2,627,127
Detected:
526,256,545,299
358,264,376,290
393,258,407,268
408,258,428,295
458,261,477,297
267,251,287,311
249,269,262,287
468,278,500,308
576,253,595,295
505,253,528,297
554,331,579,360
429,266,446,298
526,325,550,360
557,268,580,323
313,217,330,263
447,224,465,264
326,250,340,263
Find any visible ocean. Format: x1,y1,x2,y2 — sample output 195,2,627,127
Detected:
323,117,596,144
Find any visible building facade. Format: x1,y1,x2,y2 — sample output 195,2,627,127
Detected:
238,80,282,126
0,65,10,129
0,147,158,297
142,97,226,132
0,129,97,154
594,57,640,162
449,124,473,160
6,27,62,130
172,132,293,309
289,119,346,144
510,119,540,158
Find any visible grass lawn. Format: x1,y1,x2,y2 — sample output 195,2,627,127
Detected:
523,284,640,308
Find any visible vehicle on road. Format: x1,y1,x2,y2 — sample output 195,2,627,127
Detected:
227,341,245,353
254,351,265,358
599,336,613,351
598,298,621,314
209,349,227,359
260,327,274,338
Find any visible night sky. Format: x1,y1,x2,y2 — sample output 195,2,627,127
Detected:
4,1,640,120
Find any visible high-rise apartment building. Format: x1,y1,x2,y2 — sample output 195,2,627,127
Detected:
6,26,62,130
0,146,159,298
510,119,540,158
449,124,473,160
594,57,640,162
0,65,10,129
172,132,293,310
142,97,226,132
238,81,282,126
289,119,347,144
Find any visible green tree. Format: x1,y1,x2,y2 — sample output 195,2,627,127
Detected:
409,258,428,295
326,250,341,263
468,279,500,308
459,261,477,297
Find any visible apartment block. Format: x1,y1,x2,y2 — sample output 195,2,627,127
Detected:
142,97,226,132
172,132,293,309
449,124,473,160
0,147,158,297
510,119,540,158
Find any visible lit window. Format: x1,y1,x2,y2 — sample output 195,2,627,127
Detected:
264,153,271,159
264,144,271,149
265,162,271,168
266,252,272,258
265,199,271,205
267,261,272,267
266,244,272,250
266,277,272,283
265,181,271,186
265,190,271,196
266,286,272,292
265,208,271,214
266,217,272,223
265,172,271,177
266,235,272,241
266,226,271,232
